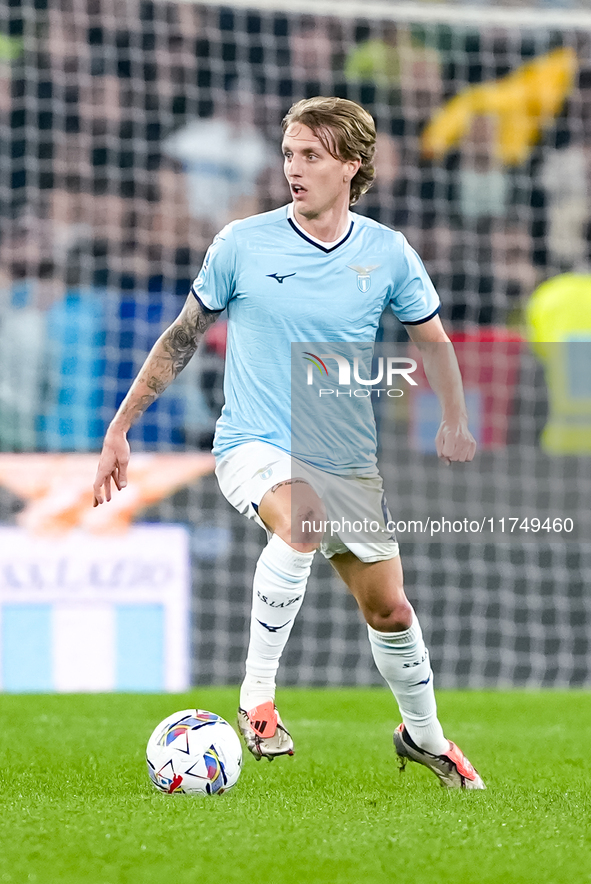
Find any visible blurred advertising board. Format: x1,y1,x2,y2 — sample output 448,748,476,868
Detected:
0,452,216,692
0,525,190,693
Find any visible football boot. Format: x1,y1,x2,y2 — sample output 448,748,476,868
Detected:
393,723,485,789
237,700,294,761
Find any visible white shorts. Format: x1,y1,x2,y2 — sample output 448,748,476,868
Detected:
215,441,399,563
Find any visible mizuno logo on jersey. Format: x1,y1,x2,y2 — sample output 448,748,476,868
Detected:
267,272,296,283
347,264,380,293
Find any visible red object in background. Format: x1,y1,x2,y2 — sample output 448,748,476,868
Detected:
411,327,524,450
203,319,228,358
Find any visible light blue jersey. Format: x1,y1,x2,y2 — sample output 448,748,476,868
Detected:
191,204,439,473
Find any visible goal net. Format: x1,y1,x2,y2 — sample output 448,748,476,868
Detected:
0,0,590,688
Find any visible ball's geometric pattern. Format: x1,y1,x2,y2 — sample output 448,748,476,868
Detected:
146,710,242,796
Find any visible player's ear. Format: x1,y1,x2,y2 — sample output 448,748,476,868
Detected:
343,158,362,183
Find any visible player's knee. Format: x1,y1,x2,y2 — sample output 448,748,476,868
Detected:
293,499,326,544
273,524,322,553
260,479,326,552
286,482,326,548
364,598,413,633
277,499,326,551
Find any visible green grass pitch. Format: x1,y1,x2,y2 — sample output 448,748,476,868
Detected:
1,688,590,884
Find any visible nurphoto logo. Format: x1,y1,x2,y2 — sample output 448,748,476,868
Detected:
303,352,418,398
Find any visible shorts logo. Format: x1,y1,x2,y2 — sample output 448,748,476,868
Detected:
347,264,380,293
255,462,277,481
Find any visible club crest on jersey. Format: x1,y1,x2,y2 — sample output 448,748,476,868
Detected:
347,264,380,293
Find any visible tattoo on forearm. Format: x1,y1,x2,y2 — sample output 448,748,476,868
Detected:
122,393,160,425
146,375,168,395
161,299,217,377
163,325,198,375
117,296,217,427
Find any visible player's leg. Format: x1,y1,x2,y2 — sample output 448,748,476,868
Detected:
215,445,325,758
329,551,485,789
240,478,324,710
237,479,325,759
330,551,448,753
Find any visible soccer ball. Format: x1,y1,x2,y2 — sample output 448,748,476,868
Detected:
146,709,242,796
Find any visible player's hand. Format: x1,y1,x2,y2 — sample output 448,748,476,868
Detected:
93,429,131,506
435,418,476,465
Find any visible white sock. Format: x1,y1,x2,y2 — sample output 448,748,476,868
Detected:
240,534,315,711
367,611,448,755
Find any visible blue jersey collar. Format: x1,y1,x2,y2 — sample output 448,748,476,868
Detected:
286,204,355,254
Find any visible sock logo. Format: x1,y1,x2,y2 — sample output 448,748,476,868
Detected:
256,591,302,608
402,650,429,669
256,619,291,633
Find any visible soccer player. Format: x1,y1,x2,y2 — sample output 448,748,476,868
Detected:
93,97,484,790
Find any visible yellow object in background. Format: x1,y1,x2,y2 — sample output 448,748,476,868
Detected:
421,47,577,166
344,39,401,85
526,274,591,454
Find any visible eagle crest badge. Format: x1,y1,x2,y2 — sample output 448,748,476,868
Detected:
347,264,381,293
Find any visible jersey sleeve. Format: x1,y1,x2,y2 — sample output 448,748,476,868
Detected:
191,224,236,312
389,235,441,325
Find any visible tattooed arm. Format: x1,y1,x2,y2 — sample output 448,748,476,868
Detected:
93,295,218,505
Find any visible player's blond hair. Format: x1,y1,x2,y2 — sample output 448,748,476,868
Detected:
282,97,376,205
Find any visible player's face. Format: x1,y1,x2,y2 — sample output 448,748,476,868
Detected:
282,123,360,219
